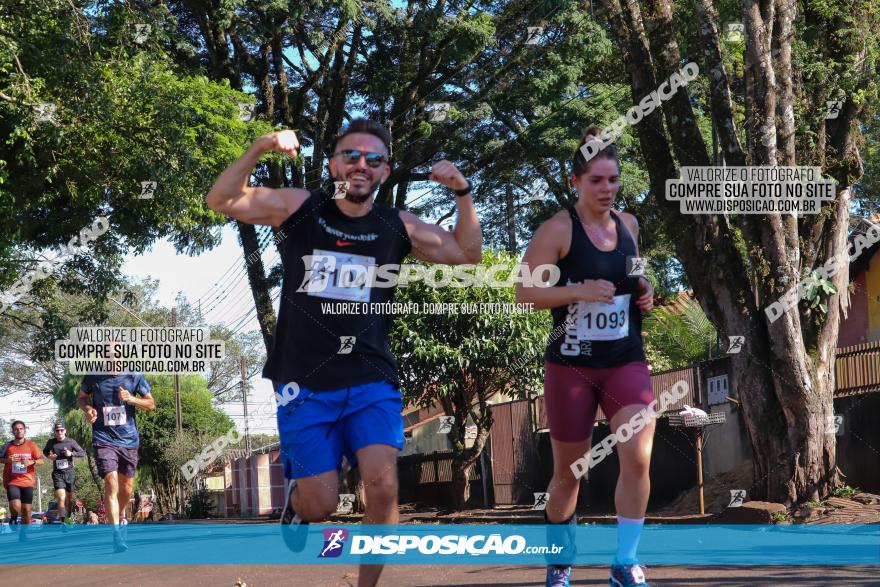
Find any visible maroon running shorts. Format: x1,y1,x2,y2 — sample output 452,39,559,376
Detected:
543,361,655,442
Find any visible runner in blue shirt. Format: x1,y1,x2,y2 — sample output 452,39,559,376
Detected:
79,365,154,552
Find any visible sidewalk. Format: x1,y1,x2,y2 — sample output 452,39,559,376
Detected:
327,505,713,525
152,492,880,526
324,491,880,526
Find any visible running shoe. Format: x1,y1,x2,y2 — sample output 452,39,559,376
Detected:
609,562,649,586
544,509,577,582
113,526,128,553
279,478,308,552
545,564,571,587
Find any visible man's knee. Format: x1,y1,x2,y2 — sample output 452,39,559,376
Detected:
296,489,338,522
364,472,398,507
104,475,119,495
118,477,134,495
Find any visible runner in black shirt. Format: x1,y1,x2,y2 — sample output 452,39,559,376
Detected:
517,127,655,587
206,118,482,587
43,421,86,525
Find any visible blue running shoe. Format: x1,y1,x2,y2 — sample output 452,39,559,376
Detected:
279,478,309,552
546,564,571,587
112,528,128,553
609,562,649,586
544,510,577,586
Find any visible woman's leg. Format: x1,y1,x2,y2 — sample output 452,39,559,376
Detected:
546,437,592,522
542,363,603,585
544,362,601,522
610,404,655,520
601,361,656,585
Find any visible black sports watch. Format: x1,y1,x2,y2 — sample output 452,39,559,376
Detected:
454,180,473,197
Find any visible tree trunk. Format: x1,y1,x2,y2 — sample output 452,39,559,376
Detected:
596,0,865,505
185,5,281,356
450,459,474,510
86,450,102,495
154,480,174,517
237,221,276,351
448,403,492,511
504,183,517,252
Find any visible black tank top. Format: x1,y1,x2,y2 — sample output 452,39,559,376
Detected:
262,190,412,390
545,208,646,367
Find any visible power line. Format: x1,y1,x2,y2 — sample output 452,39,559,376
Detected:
208,253,282,327
191,254,246,302
199,239,280,322
228,289,281,336
191,226,276,309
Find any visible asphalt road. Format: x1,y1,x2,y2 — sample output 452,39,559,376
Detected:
1,564,878,586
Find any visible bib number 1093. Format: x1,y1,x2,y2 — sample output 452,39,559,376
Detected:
584,309,626,330
576,294,630,341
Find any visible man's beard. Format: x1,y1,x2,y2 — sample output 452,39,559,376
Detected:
345,190,373,204
338,173,380,204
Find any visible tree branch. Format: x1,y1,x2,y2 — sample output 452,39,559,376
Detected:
692,0,746,165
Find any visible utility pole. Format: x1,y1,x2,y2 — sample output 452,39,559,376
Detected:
172,308,182,438
241,356,251,456
172,308,183,514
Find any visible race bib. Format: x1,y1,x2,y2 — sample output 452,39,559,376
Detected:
103,405,127,426
303,249,375,303
576,294,630,341
56,459,70,470
11,459,27,474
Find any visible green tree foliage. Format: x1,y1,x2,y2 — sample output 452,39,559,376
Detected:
0,0,268,300
128,375,234,516
391,249,550,508
644,295,719,369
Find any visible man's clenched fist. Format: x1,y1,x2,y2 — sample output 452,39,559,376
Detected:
83,405,97,424
429,160,468,191
260,130,300,157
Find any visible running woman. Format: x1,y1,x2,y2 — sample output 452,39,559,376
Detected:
43,421,86,526
206,118,482,587
0,420,45,541
78,367,155,552
517,127,655,587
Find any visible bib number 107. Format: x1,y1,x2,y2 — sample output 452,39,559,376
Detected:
103,406,127,426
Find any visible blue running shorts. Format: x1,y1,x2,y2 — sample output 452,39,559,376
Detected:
273,379,405,479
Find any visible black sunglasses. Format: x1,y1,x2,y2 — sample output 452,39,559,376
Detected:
334,149,388,168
